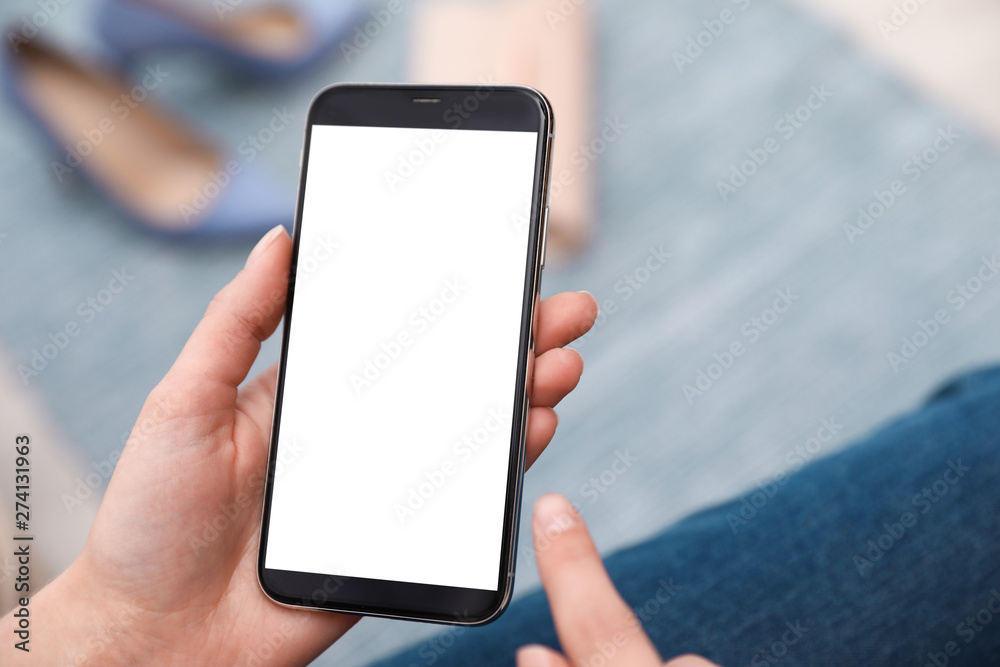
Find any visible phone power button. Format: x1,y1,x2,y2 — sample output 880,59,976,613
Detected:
540,207,550,269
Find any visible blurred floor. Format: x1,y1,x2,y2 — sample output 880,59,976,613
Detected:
785,0,1000,143
0,0,999,664
0,343,99,614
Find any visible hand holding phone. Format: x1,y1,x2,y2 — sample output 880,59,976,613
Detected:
1,83,601,660
0,226,597,664
257,84,556,624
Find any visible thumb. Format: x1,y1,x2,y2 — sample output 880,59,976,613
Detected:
516,645,571,667
665,657,721,666
162,225,291,414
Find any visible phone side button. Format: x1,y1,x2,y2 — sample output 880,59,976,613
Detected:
540,206,550,269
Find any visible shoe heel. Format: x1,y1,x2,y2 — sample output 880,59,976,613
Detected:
95,0,198,66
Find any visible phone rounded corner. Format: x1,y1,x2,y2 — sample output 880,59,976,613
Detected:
305,82,360,124
457,574,516,627
469,593,515,627
255,558,291,609
255,560,277,601
508,85,554,130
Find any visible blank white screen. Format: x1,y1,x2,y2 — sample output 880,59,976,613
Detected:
264,124,537,591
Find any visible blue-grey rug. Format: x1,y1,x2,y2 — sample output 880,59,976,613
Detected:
1,0,999,664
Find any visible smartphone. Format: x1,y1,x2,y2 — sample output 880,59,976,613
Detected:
256,83,553,625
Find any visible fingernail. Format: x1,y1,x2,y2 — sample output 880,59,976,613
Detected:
578,290,600,316
517,645,557,667
534,493,577,535
245,225,286,268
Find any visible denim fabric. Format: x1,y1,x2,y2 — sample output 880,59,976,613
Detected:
372,367,1000,666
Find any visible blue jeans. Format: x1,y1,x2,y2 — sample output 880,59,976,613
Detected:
373,367,1000,666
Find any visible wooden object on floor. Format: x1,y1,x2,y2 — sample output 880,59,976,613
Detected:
411,0,595,263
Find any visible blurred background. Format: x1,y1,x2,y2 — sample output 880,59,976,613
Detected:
2,0,1000,664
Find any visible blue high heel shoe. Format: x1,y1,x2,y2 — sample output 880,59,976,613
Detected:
96,0,364,79
3,38,293,239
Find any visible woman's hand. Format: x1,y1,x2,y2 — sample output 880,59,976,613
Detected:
517,493,719,667
2,226,598,666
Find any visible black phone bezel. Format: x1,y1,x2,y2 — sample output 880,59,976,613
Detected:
256,83,553,626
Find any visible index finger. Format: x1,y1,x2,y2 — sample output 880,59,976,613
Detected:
532,493,662,667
